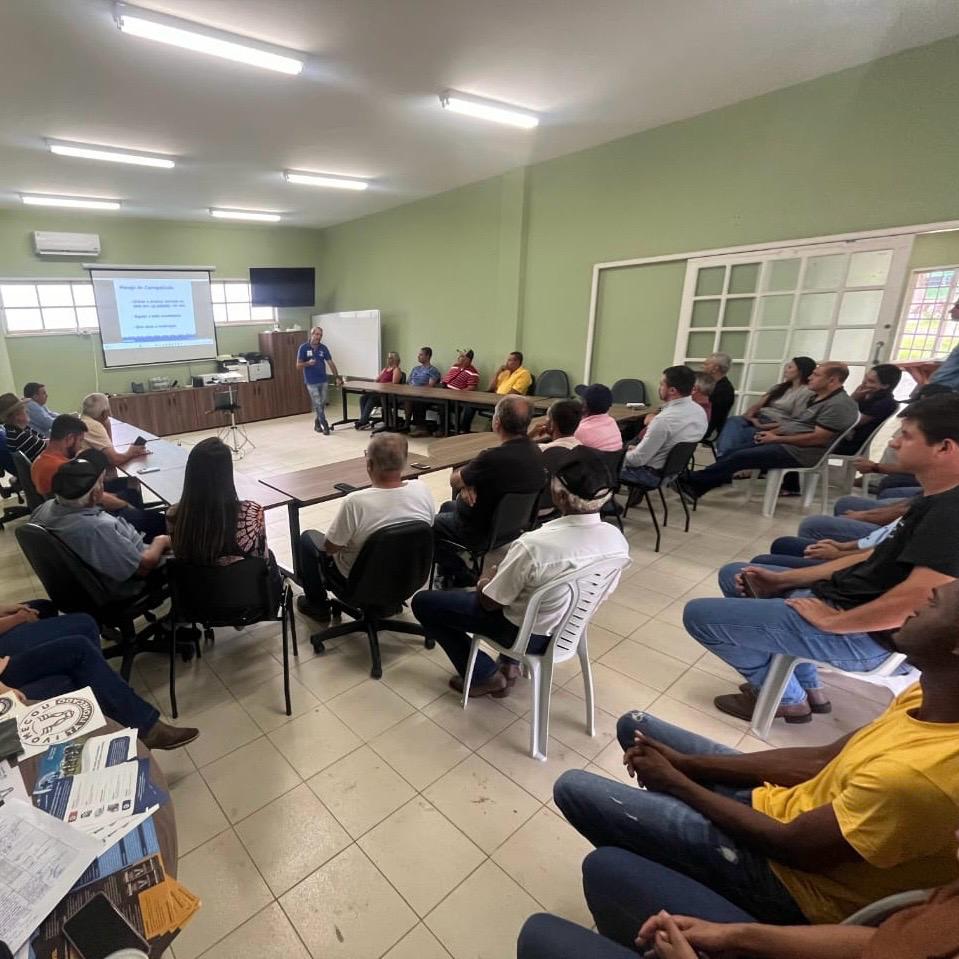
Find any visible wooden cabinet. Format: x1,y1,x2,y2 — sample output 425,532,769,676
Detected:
105,333,313,437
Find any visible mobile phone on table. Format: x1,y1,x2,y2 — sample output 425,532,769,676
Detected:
63,892,149,959
334,482,359,493
133,436,147,446
409,462,431,470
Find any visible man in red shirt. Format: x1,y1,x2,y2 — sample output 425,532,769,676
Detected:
441,349,481,433
441,349,480,391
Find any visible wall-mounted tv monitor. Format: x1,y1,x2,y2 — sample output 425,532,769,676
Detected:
249,267,316,308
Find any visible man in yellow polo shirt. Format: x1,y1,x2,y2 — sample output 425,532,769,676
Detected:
553,579,959,938
488,351,533,396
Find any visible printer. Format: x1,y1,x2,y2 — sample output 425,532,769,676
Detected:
239,351,272,382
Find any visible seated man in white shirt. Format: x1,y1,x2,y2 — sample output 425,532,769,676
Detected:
298,432,435,618
620,366,707,488
412,447,630,698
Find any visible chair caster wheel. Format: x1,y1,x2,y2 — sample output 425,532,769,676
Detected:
370,666,383,680
311,639,326,654
424,638,435,650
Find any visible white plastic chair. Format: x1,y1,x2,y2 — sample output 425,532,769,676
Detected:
842,888,930,926
744,424,855,519
461,556,631,761
831,418,895,495
748,650,909,740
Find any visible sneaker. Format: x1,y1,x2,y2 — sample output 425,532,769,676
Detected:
142,721,200,751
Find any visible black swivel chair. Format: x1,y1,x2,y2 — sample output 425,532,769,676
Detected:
11,451,45,511
619,441,698,551
0,438,28,531
610,379,647,405
535,370,570,398
432,488,544,585
309,521,434,678
167,557,296,718
15,523,169,678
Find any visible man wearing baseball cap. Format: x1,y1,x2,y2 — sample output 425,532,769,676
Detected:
413,446,630,698
1,392,46,462
32,452,171,587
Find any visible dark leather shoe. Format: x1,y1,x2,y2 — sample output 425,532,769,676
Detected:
142,721,200,751
449,673,509,698
296,596,331,621
715,691,812,724
738,682,831,714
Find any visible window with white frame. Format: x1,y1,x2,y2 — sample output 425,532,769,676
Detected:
0,279,276,334
893,267,959,361
0,282,100,333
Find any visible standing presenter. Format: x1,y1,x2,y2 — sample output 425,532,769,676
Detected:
297,326,341,436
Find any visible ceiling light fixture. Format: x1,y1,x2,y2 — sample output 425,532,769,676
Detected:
439,90,539,129
210,209,282,222
21,194,121,211
283,170,369,191
47,139,175,169
114,3,305,75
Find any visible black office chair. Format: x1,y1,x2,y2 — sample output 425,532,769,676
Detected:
15,523,169,678
309,521,434,679
599,447,628,532
610,378,647,405
167,556,296,718
619,441,698,551
432,488,544,585
11,450,45,511
536,370,571,398
0,437,28,531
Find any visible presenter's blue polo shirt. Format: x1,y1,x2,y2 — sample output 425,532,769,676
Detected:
298,342,332,385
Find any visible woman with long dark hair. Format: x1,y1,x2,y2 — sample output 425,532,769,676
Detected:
715,356,816,457
167,437,267,565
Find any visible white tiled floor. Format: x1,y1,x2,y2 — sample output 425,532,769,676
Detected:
0,412,893,959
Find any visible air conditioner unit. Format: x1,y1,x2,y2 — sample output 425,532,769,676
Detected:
32,231,101,257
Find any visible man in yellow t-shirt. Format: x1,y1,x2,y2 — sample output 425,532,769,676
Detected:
553,579,959,938
488,351,533,396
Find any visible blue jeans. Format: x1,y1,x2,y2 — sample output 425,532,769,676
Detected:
686,445,800,496
306,382,329,428
878,486,921,500
0,611,99,655
619,464,661,488
715,415,759,458
411,589,548,682
798,514,878,541
553,713,805,925
682,562,892,705
1,634,159,732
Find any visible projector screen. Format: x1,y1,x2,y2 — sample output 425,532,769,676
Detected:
89,267,218,368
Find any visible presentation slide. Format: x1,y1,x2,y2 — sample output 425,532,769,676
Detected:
90,268,218,368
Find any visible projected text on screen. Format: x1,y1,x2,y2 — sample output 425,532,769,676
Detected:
104,279,214,352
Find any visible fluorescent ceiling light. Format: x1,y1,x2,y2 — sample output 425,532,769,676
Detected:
114,3,304,75
210,209,282,222
21,194,121,211
439,91,539,129
47,139,175,169
283,170,369,191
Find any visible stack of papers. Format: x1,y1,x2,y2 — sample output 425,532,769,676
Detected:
0,688,201,956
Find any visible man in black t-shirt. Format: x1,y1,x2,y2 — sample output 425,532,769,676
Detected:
433,395,546,584
683,393,959,725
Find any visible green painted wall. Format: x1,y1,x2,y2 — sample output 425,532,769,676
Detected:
317,34,959,389
0,209,322,409
4,36,959,406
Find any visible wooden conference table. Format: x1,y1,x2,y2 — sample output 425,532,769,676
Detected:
260,401,650,579
334,380,559,433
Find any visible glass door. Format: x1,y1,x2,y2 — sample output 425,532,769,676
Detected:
674,237,912,411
